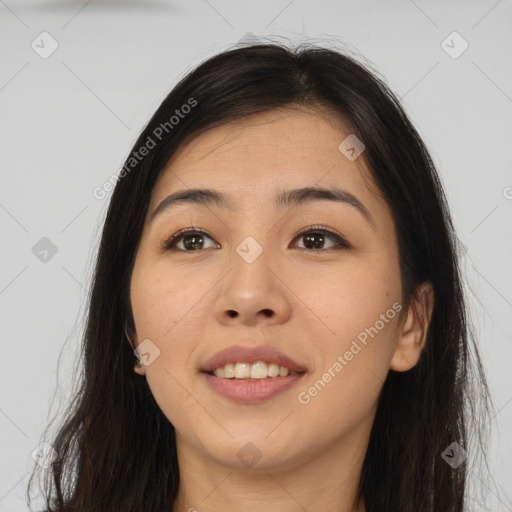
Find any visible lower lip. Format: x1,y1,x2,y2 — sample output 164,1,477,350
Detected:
201,372,304,404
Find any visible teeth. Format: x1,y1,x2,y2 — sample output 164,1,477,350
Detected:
279,366,289,377
267,363,280,377
250,361,268,379
212,361,298,379
224,363,235,378
235,362,251,379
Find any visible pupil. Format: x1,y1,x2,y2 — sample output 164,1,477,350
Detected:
184,234,203,250
305,233,324,249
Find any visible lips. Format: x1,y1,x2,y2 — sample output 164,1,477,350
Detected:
200,345,308,374
202,372,303,404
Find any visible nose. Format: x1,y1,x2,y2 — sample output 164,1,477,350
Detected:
213,245,292,327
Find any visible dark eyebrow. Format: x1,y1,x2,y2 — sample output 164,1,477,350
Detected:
274,186,375,228
150,189,232,221
150,186,375,229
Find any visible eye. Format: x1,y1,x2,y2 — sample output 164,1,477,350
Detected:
160,224,351,253
159,227,219,252
291,225,351,251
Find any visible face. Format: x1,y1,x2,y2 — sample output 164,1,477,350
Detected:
130,108,411,472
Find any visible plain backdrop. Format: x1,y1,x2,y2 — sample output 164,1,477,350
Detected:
1,0,511,510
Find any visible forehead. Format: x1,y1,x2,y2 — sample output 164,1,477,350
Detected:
149,108,384,217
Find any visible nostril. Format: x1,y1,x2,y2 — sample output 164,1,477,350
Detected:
227,310,238,318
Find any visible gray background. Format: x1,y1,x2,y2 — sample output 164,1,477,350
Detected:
1,0,511,510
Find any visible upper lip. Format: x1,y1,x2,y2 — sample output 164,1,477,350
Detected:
201,345,307,373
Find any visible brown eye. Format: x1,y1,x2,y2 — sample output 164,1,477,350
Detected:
160,228,219,252
160,225,350,253
291,226,351,251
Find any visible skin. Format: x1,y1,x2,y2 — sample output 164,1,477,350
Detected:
129,107,434,512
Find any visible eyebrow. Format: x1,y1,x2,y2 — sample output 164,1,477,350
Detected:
150,186,376,228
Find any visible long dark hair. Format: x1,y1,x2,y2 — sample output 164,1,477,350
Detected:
28,41,492,512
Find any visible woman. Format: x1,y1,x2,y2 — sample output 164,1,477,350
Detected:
29,42,492,511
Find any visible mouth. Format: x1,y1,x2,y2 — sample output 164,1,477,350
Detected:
200,345,307,404
201,370,305,404
207,361,301,380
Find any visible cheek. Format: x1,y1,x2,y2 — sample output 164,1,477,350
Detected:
130,264,210,432
130,260,212,412
295,252,401,416
294,301,401,443
130,260,208,342
300,253,401,344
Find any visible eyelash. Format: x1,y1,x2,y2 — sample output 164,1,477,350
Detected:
159,224,351,252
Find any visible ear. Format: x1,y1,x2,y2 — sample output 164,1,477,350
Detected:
127,327,146,376
390,281,434,372
134,362,146,376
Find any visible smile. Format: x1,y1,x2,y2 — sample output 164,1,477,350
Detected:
210,361,299,379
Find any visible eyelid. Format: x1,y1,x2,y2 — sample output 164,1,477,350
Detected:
291,224,351,250
158,226,216,252
160,224,351,252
